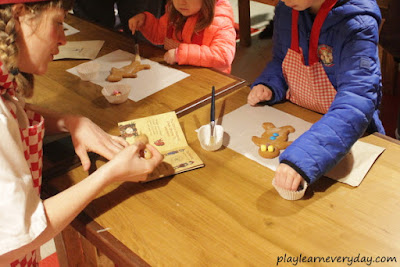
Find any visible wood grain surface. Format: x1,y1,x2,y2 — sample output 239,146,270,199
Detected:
44,87,400,266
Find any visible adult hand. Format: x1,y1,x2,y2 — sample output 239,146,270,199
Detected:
164,49,177,65
128,13,146,34
273,163,304,191
105,143,164,183
65,116,129,171
247,84,273,106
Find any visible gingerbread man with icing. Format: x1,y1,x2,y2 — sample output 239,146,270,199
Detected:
252,123,295,159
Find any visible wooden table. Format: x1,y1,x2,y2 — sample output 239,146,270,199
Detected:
29,14,245,138
43,86,400,266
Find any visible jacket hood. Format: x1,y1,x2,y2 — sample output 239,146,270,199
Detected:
215,0,235,24
327,0,381,28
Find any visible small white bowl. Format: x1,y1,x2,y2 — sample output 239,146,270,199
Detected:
101,84,131,104
76,61,100,81
198,124,224,151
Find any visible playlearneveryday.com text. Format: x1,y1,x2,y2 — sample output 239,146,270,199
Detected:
276,253,397,266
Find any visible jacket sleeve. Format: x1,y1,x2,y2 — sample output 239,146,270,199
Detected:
251,3,289,104
279,16,382,184
176,16,236,72
140,11,168,45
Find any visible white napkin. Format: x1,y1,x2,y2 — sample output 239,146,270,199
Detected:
67,50,190,102
221,104,385,187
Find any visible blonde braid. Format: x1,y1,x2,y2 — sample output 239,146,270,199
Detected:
0,6,34,98
0,1,74,98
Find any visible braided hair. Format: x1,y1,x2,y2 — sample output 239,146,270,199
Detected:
0,0,73,97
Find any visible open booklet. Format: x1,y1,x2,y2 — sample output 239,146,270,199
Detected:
118,111,204,182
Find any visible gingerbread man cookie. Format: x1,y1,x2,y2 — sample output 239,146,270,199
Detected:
107,56,150,82
252,123,295,159
134,134,152,159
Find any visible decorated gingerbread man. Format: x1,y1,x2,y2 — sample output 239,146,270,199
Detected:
252,123,295,159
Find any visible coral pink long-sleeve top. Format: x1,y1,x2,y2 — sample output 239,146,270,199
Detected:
140,0,236,73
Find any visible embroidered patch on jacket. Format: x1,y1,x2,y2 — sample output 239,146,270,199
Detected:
318,45,334,66
360,57,371,69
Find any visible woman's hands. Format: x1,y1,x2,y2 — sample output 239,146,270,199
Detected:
64,115,163,182
104,142,163,183
273,163,304,191
247,84,273,106
128,13,146,34
64,116,129,171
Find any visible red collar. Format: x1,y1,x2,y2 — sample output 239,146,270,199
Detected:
290,0,338,65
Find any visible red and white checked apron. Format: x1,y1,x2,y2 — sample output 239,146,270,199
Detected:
6,98,45,267
282,0,338,114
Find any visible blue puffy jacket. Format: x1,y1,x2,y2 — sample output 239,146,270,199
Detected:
252,0,385,184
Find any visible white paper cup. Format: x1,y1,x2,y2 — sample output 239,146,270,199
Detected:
101,84,131,104
272,178,308,200
198,124,224,151
76,61,100,81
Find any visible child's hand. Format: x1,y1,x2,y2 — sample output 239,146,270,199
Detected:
128,13,146,34
273,163,304,191
104,143,163,183
247,84,273,106
164,49,177,65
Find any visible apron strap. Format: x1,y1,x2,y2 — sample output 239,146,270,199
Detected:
290,10,300,53
290,0,338,65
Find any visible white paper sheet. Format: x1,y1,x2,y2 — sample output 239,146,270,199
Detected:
54,40,104,60
326,141,385,186
221,104,312,170
63,22,79,36
220,104,385,186
67,50,190,102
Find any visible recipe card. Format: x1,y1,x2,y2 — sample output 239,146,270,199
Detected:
119,111,204,182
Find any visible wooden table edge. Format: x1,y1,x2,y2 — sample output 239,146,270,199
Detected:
373,132,400,145
45,131,399,266
175,78,247,117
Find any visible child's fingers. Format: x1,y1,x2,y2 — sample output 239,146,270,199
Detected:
247,90,260,106
128,19,138,34
261,88,272,101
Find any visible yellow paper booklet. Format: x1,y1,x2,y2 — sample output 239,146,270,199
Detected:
118,111,204,181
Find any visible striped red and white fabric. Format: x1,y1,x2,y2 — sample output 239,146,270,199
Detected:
20,109,45,195
4,88,45,267
282,48,337,114
0,61,17,97
9,250,39,267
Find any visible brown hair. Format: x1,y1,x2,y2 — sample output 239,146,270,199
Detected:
167,0,216,41
0,0,73,97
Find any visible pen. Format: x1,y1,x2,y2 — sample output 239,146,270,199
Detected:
134,34,140,62
210,86,215,139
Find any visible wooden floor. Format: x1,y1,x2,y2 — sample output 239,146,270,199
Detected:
231,35,400,139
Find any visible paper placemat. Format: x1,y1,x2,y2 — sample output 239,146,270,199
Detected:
63,22,79,36
54,40,104,60
220,104,385,186
67,50,190,102
326,141,385,186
